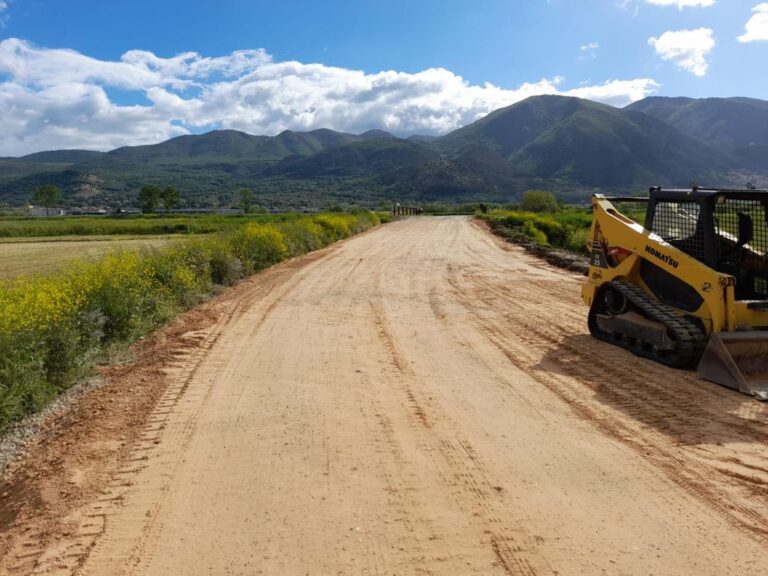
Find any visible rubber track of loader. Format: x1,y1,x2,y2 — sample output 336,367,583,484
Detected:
588,280,708,369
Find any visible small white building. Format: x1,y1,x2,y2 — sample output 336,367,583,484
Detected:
28,206,66,217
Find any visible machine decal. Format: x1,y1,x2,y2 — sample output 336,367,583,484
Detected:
644,245,679,269
590,248,608,269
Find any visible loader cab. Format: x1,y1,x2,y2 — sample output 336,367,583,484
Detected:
645,187,768,301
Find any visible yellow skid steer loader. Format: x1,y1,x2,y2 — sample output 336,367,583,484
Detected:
582,187,768,400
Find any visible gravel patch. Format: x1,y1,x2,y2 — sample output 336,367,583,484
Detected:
0,374,107,478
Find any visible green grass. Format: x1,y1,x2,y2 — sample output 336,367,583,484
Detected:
0,213,324,238
480,205,645,254
480,208,593,254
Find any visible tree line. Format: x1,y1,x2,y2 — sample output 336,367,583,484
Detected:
28,185,266,215
138,185,181,213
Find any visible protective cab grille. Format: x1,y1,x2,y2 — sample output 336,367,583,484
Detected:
714,198,768,300
650,201,705,262
649,197,768,300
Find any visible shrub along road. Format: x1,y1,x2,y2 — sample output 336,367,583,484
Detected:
1,216,766,575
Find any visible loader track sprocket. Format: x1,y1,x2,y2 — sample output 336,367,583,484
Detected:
588,280,707,369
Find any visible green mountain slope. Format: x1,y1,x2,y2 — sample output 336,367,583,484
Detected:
436,95,728,190
1,95,765,209
20,150,106,164
626,96,768,168
264,138,439,178
438,95,583,158
103,128,359,166
506,98,727,188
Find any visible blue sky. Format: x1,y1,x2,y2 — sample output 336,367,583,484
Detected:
0,0,765,154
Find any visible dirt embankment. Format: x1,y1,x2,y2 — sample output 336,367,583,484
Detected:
1,216,766,576
483,218,589,273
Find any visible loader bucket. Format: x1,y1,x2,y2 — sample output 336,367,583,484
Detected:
697,332,768,400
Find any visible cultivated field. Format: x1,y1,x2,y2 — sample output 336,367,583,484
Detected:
1,216,765,576
0,214,291,238
0,237,178,278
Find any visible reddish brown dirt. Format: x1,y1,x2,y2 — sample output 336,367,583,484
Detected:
1,217,766,576
0,250,328,575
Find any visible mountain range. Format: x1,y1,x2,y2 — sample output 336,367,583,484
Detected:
1,95,766,209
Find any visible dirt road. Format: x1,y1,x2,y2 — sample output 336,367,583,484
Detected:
2,216,767,575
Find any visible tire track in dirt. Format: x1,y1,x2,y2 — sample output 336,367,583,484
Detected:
446,260,768,544
0,248,338,575
3,217,766,576
77,251,344,576
368,306,545,575
369,227,552,576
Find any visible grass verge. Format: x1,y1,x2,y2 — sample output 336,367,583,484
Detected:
478,208,593,254
0,211,383,431
0,213,344,238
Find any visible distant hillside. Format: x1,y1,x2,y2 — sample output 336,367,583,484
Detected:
264,138,439,178
0,169,99,205
439,95,584,158
359,130,397,140
20,150,106,164
438,95,727,189
103,128,360,166
626,96,768,168
407,135,438,143
379,154,528,202
506,97,726,188
1,95,766,209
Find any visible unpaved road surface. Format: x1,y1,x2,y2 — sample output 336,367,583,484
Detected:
2,216,767,575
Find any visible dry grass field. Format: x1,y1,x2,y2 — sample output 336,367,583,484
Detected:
0,236,179,279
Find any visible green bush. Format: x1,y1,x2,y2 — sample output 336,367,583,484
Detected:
566,228,591,254
377,211,393,224
519,190,560,213
523,220,548,245
232,223,289,274
481,208,591,254
350,211,381,233
314,214,352,242
280,220,327,255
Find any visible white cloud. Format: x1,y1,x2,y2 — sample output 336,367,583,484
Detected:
645,0,715,8
738,3,768,42
648,28,715,76
0,39,271,90
617,0,640,17
0,38,659,155
0,2,8,11
564,78,659,106
579,42,600,59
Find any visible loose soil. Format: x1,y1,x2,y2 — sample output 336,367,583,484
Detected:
1,216,766,575
484,219,589,273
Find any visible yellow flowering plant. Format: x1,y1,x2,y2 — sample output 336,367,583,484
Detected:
0,212,382,429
